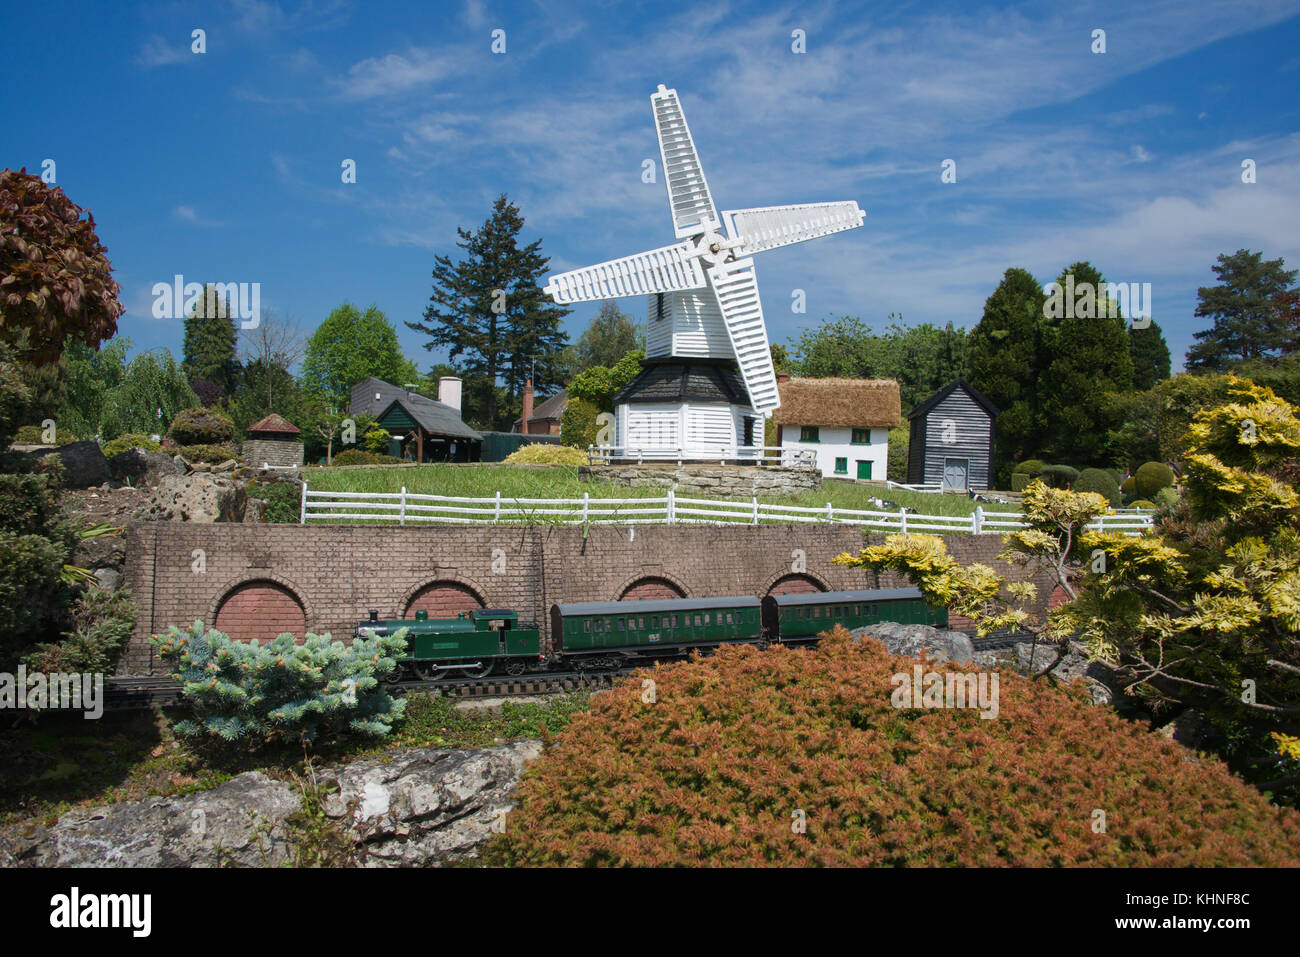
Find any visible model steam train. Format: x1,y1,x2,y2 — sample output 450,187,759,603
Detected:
357,587,947,681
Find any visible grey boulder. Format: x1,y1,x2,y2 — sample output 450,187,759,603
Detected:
851,621,975,665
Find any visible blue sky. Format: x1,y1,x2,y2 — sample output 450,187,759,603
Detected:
4,0,1298,375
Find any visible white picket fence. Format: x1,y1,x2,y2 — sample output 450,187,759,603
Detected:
298,483,1154,535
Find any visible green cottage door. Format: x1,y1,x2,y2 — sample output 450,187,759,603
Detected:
856,460,872,480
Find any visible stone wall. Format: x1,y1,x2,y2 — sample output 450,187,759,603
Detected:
122,522,1054,675
578,464,821,498
241,439,304,468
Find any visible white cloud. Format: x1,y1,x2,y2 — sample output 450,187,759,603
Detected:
136,35,191,68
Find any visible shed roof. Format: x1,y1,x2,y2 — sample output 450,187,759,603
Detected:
351,377,482,441
246,412,301,435
906,377,1000,421
772,377,901,428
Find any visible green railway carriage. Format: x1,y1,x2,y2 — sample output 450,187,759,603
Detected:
549,596,763,663
761,588,947,642
357,608,542,678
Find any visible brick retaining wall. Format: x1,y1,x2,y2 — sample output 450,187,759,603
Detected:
122,522,1054,674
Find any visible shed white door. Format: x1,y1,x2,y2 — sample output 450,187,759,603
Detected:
942,458,969,490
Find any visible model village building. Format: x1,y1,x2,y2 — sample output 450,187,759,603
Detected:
905,377,998,490
772,375,901,480
241,412,304,468
512,380,567,435
349,376,482,463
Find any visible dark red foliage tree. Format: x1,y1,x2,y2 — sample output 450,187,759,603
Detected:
0,168,124,365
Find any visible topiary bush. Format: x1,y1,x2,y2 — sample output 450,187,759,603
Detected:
152,621,409,747
1012,459,1046,476
1038,464,1079,488
167,406,234,446
177,443,239,463
1134,461,1175,498
1074,467,1121,505
101,432,162,458
504,443,588,465
486,629,1300,866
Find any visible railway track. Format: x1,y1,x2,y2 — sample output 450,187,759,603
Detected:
104,629,1034,712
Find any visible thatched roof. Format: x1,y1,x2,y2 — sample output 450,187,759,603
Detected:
772,377,901,428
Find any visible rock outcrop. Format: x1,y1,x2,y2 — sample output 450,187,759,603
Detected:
0,742,542,868
1,772,301,868
108,447,184,487
850,622,976,665
1015,641,1114,705
137,472,248,523
41,441,110,489
323,741,543,866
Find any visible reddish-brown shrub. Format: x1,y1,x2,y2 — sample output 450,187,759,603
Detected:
487,628,1300,867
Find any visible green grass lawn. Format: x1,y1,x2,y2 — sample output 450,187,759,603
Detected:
299,464,1007,519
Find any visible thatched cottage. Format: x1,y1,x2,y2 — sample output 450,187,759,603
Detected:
772,376,902,480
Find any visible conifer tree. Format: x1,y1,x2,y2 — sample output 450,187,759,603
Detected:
966,268,1046,477
408,195,571,431
181,283,240,395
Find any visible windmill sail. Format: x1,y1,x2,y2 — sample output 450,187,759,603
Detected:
543,241,707,304
721,202,865,256
707,259,780,413
652,85,720,238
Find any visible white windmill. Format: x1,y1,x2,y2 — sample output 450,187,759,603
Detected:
544,84,865,461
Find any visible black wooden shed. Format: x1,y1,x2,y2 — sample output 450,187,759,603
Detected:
905,378,999,490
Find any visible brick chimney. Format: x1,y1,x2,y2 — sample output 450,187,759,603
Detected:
521,379,534,434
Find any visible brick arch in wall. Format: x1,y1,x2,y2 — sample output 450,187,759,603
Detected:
212,578,308,643
618,574,689,600
764,573,827,595
402,579,486,618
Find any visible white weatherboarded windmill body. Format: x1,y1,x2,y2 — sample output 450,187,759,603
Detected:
543,85,865,461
